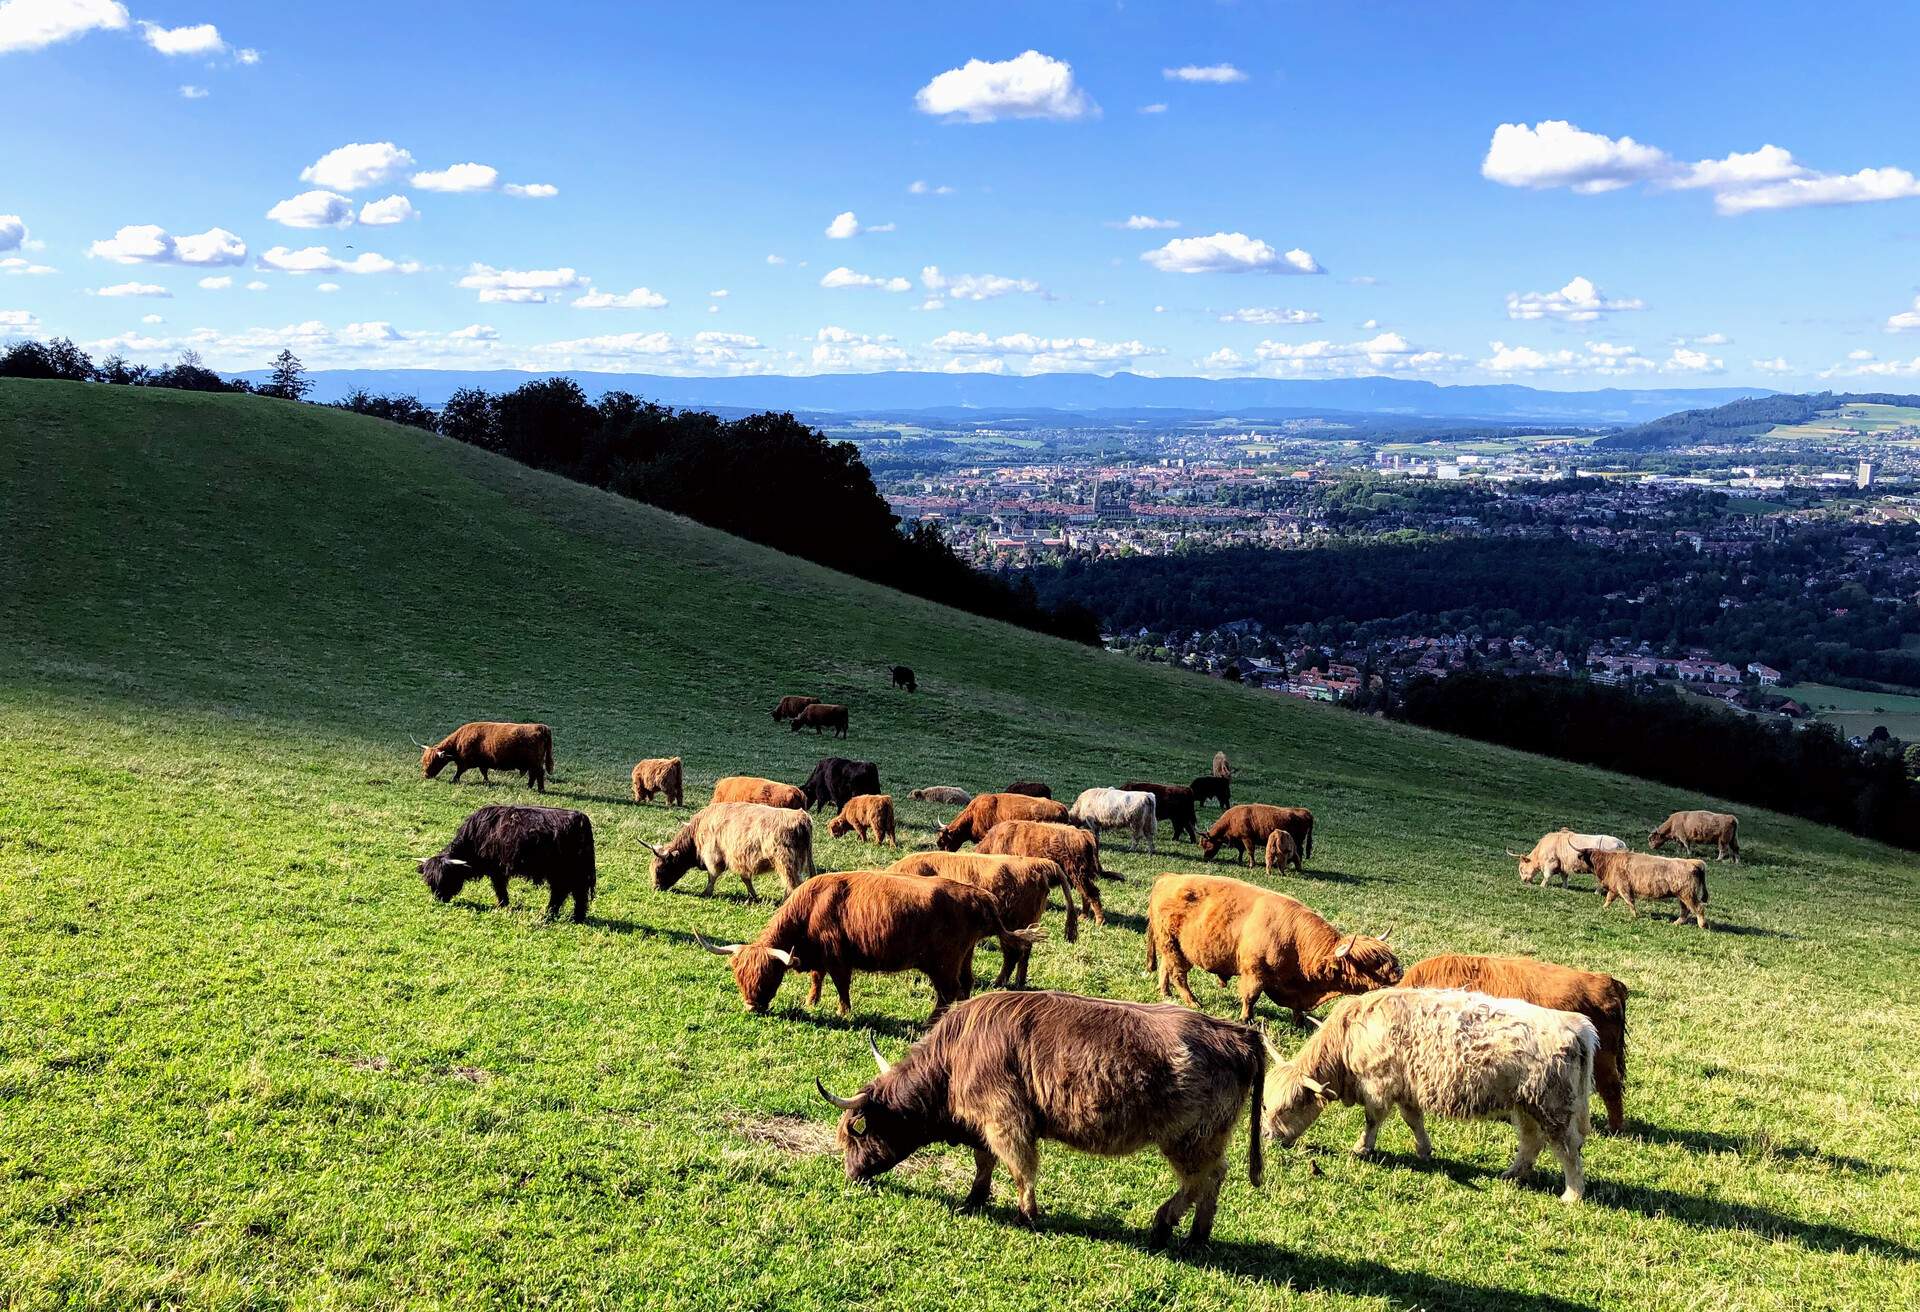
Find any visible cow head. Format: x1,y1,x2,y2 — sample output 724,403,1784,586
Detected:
817,1036,936,1182
643,831,698,891
418,852,470,901
934,823,965,853
419,743,454,779
1507,845,1542,882
1198,834,1220,861
1646,823,1672,852
696,933,796,1012
827,817,854,839
1330,929,1401,993
1263,1062,1340,1145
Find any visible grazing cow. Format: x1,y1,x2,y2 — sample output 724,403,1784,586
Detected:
1263,988,1598,1203
1213,751,1235,778
1510,829,1627,888
1265,830,1301,876
696,871,1042,1021
1189,775,1231,809
1004,780,1053,799
815,991,1267,1246
791,703,851,738
713,775,807,810
1147,874,1398,1023
1069,788,1158,854
1121,781,1199,843
418,804,595,922
828,794,898,847
647,802,815,901
772,695,821,723
887,851,1076,985
1199,804,1315,869
974,820,1106,927
910,786,972,806
800,757,882,812
1404,953,1630,1132
1649,809,1740,862
1585,849,1709,928
936,793,1071,851
891,665,918,693
418,721,554,793
629,756,684,807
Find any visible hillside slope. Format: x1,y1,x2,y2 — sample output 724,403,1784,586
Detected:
2,380,1916,1310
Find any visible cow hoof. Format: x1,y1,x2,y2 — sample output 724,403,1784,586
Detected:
960,1194,990,1214
1147,1222,1172,1250
1559,1188,1584,1204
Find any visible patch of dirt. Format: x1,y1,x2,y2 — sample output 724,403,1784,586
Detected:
445,1065,491,1084
725,1111,835,1157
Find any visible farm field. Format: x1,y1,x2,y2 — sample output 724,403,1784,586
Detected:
1764,403,1920,443
1791,681,1920,743
3,379,1918,1309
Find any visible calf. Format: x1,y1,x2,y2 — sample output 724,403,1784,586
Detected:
828,794,898,847
1264,830,1300,875
936,793,1071,850
891,665,917,693
647,802,815,900
910,786,972,806
815,991,1266,1246
1189,775,1231,809
1199,804,1314,869
772,695,820,723
712,775,807,810
1121,781,1199,843
1148,874,1398,1023
1263,988,1598,1203
418,721,554,793
629,756,684,807
973,819,1106,927
1649,809,1740,862
791,703,850,737
888,851,1076,986
1586,848,1709,928
801,756,881,812
1004,780,1052,799
697,871,1041,1021
1510,829,1626,888
418,804,594,922
1068,787,1158,854
1404,953,1630,1132
1213,751,1235,778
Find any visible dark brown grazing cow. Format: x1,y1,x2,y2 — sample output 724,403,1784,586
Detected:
630,756,684,806
815,991,1266,1246
791,703,850,738
419,722,554,793
1586,848,1709,928
972,819,1106,927
772,695,821,723
1199,804,1314,868
1189,775,1231,809
695,871,1042,1022
1404,953,1630,1132
1147,873,1398,1023
936,793,1072,850
1121,780,1200,843
1004,780,1053,799
887,851,1076,987
712,775,808,810
891,665,917,693
418,804,595,922
800,757,881,812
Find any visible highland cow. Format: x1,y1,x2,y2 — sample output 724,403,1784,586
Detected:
910,786,972,806
936,793,1071,851
972,819,1106,927
828,794,898,848
1649,810,1740,862
1585,848,1710,928
647,802,815,900
887,850,1077,986
712,775,808,810
418,804,595,922
1199,804,1314,869
1120,781,1200,843
1068,787,1158,853
791,703,850,737
418,721,554,793
630,756,684,807
801,757,882,812
772,695,821,723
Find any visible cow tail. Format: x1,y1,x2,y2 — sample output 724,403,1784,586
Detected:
1247,1032,1267,1187
1577,1028,1597,1140
1304,818,1314,861
543,730,556,776
1057,866,1079,944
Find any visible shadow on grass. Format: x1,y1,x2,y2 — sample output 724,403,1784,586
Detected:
1595,1179,1916,1260
1295,867,1378,886
775,1004,925,1044
1091,909,1149,933
1627,1121,1890,1176
1705,920,1797,940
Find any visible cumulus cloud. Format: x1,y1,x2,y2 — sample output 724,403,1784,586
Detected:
825,211,893,239
914,50,1096,123
1163,63,1246,83
449,323,497,340
1821,352,1920,379
179,83,207,98
266,189,356,229
1111,215,1178,230
1139,103,1168,114
919,265,1042,303
572,286,668,309
316,282,340,293
1219,306,1321,325
89,223,247,267
1142,231,1322,275
357,194,417,226
1480,339,1719,376
819,266,911,292
0,0,127,54
709,289,729,298
197,274,231,289
407,163,557,196
1,256,56,275
457,263,588,302
503,182,558,199
245,279,267,291
83,318,515,371
0,215,24,251
141,312,163,323
1,308,43,335
804,325,909,371
1250,331,1458,377
1481,120,1674,194
138,19,223,55
93,280,170,297
301,142,414,193
1751,357,1794,374
1201,347,1246,372
525,328,765,373
765,253,786,265
931,329,1164,373
1505,275,1645,322
908,180,955,196
1885,295,1920,333
259,245,419,276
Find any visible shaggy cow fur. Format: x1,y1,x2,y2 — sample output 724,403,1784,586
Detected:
712,775,807,810
891,665,917,693
1004,780,1053,799
1199,804,1314,869
1511,829,1626,887
801,757,882,812
1119,781,1200,843
418,804,595,922
1189,775,1231,809
887,850,1076,985
648,802,815,900
771,695,820,723
791,703,850,737
936,793,1071,850
1265,829,1301,876
910,786,972,806
1068,788,1158,854
828,794,898,847
1649,810,1740,862
1585,849,1709,928
419,721,555,793
973,819,1106,927
630,756,684,807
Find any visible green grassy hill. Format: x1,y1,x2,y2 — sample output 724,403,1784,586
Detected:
3,379,1916,1310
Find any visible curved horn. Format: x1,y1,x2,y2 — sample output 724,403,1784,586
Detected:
815,1077,865,1112
440,857,468,867
866,1031,893,1075
1505,848,1524,859
639,839,662,857
766,947,795,967
1374,926,1393,943
693,932,740,957
1301,1013,1324,1029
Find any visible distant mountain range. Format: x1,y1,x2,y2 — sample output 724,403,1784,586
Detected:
250,368,1771,426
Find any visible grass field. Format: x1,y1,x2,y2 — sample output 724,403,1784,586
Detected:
1765,403,1920,444
3,379,1918,1310
1790,681,1920,743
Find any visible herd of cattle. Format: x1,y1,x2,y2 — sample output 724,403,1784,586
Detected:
411,709,1745,1246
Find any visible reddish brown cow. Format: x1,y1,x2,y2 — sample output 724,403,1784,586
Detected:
973,819,1106,927
1264,830,1300,875
1586,848,1709,928
630,756,684,806
712,775,807,810
695,871,1042,1021
828,794,898,847
418,721,555,793
887,851,1076,986
1004,780,1053,799
772,695,821,723
936,793,1071,850
1147,873,1399,1023
1199,804,1314,869
1404,952,1631,1132
791,703,850,737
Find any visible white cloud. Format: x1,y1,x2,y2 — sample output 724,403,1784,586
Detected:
259,245,419,276
197,274,231,289
89,223,247,267
1888,295,1920,333
708,288,729,298
1707,164,1920,215
526,328,766,373
1202,347,1246,371
1848,349,1875,361
93,280,170,297
1112,215,1179,230
1163,63,1246,83
908,180,955,196
502,182,557,199
765,253,786,265
357,194,417,226
138,20,223,56
1665,346,1723,373
141,312,163,323
1482,120,1673,194
914,50,1096,123
0,215,24,251
245,280,267,291
316,282,340,293
930,329,1164,373
266,189,356,229
810,325,910,371
1139,103,1168,114
1219,306,1321,325
411,162,496,192
1478,339,1717,376
1253,331,1458,377
1751,357,1794,374
1,308,43,335
1142,231,1323,275
0,0,127,54
449,323,497,340
919,265,1041,302
1821,352,1920,379
819,266,911,292
456,263,587,302
179,84,207,99
825,210,893,239
234,46,257,64
1672,331,1729,346
572,286,668,309
1,256,56,275
1505,275,1645,322
301,142,414,193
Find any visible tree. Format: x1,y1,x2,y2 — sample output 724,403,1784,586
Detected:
262,349,312,401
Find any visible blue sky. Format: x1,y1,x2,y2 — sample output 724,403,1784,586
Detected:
4,0,1920,387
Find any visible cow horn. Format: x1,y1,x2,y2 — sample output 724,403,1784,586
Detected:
1505,848,1524,859
766,947,795,967
639,839,662,857
693,932,740,958
440,857,468,867
866,1031,893,1075
815,1078,865,1112
1375,926,1393,942
1301,1013,1324,1029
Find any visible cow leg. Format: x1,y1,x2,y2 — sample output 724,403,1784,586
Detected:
1501,1112,1545,1182
479,767,490,783
1621,892,1638,917
1236,976,1261,1023
1076,874,1106,926
1013,941,1031,989
1353,1102,1385,1155
739,873,760,901
831,969,854,1016
702,869,722,897
986,940,1014,990
451,764,467,783
1164,954,1201,1010
545,885,568,920
982,1126,1040,1226
1595,1054,1626,1133
1599,887,1615,909
962,1147,996,1211
489,873,511,908
1551,1128,1587,1203
1183,1152,1231,1246
1400,1105,1432,1159
806,972,825,1007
